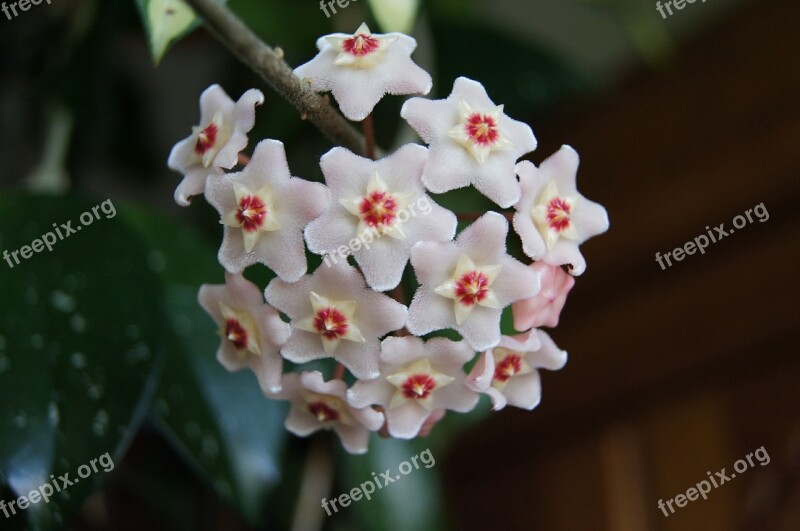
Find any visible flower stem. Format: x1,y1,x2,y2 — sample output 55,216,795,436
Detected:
363,113,377,160
333,363,346,380
183,0,367,156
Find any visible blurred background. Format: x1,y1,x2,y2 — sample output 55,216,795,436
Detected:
1,0,798,530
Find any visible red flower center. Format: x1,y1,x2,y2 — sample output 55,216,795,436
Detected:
455,271,490,306
465,113,499,146
313,307,349,341
546,197,572,232
494,354,523,382
236,195,268,232
342,33,380,56
359,191,398,228
308,401,340,422
401,374,437,400
224,318,248,351
195,123,219,155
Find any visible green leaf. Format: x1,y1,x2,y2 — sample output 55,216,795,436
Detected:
431,20,590,112
136,0,202,65
155,285,288,523
0,193,164,531
120,205,289,524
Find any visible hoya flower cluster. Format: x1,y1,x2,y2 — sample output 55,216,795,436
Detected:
168,23,609,454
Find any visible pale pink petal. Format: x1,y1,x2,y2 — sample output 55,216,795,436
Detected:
528,330,568,371
386,403,431,439
214,88,265,169
502,372,542,410
347,378,393,408
333,424,372,454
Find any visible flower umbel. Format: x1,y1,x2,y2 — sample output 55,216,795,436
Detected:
169,12,609,453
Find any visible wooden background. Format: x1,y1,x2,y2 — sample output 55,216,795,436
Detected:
443,0,800,529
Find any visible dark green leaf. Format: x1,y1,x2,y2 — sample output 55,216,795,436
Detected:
0,193,164,531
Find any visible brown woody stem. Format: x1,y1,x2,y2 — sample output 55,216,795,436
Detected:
184,0,367,156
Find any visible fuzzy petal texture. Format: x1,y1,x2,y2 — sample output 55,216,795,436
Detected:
168,85,264,206
467,329,567,410
407,212,541,351
347,336,478,439
512,145,610,275
305,144,457,291
265,261,407,380
205,139,330,282
274,371,384,454
198,272,290,394
294,23,431,121
512,262,575,330
401,77,536,207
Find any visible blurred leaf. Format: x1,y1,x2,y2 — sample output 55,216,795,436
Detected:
118,204,222,287
120,205,289,524
136,0,208,65
0,193,164,531
367,0,420,33
431,20,589,112
155,286,288,524
336,437,445,531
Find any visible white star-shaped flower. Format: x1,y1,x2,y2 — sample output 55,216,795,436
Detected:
265,260,407,380
198,273,290,394
407,212,541,351
304,145,457,291
168,85,264,206
401,77,537,208
347,336,479,439
273,371,384,454
294,22,432,121
512,145,609,276
466,330,567,410
205,139,330,282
